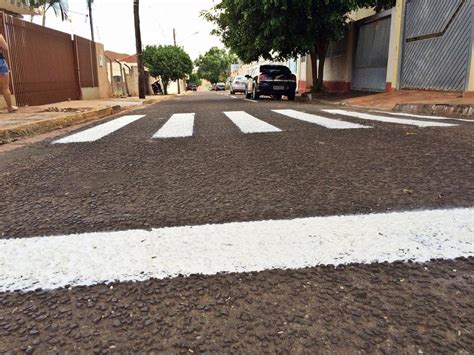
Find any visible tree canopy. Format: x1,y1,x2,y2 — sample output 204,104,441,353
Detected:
143,45,193,95
203,0,395,91
194,47,237,84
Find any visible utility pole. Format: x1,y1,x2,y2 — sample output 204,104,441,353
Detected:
173,28,181,94
134,0,146,99
88,0,95,42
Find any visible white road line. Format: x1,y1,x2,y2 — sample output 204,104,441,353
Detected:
230,96,238,99
273,109,371,129
224,111,282,134
373,111,453,120
153,113,195,139
53,115,146,144
325,109,458,128
1,208,472,292
373,111,473,122
244,99,258,103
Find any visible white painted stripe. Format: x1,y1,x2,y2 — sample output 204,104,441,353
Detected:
325,109,458,127
374,111,473,123
230,96,238,99
53,115,146,144
224,111,282,134
373,111,457,121
153,113,195,139
244,99,258,103
273,109,371,129
1,208,472,292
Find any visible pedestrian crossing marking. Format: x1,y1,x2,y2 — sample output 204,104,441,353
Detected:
153,113,195,139
224,111,282,134
273,109,371,129
53,115,146,144
325,109,458,128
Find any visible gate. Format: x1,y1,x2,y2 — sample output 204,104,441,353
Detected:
400,0,472,91
1,13,80,106
352,13,392,92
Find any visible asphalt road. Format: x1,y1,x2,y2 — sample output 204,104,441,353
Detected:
1,92,473,353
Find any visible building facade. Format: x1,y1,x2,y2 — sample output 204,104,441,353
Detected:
299,0,473,94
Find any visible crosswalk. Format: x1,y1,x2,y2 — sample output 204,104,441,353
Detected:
224,111,281,134
153,113,195,139
324,109,458,128
53,109,461,144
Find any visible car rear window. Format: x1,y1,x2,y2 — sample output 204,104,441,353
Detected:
261,66,291,75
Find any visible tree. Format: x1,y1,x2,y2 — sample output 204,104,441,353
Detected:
31,0,69,27
204,0,395,92
188,73,202,87
142,45,193,95
194,47,237,84
134,0,146,99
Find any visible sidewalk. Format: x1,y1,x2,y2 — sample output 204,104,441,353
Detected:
0,95,175,144
307,90,474,118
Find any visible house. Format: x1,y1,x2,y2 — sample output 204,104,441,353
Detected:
299,0,473,95
0,0,38,17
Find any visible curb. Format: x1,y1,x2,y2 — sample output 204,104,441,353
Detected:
0,105,123,145
0,94,179,145
393,103,474,118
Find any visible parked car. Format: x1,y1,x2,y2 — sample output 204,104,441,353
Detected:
230,76,248,94
186,82,197,91
214,82,226,91
245,65,297,101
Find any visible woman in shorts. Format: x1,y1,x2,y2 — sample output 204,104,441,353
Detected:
0,34,17,112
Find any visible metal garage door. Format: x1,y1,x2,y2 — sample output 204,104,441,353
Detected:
352,15,392,92
400,0,472,91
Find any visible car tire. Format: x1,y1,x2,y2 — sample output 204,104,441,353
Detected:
287,92,296,101
273,95,282,100
252,85,259,100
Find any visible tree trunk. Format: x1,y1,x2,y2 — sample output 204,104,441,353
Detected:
316,39,329,89
163,80,169,95
310,48,318,92
42,6,47,26
88,1,95,42
133,0,146,99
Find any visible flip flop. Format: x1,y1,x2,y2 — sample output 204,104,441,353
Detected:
8,106,18,113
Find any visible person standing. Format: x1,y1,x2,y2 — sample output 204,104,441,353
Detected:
0,34,17,112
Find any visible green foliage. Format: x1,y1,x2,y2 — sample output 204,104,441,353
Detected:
188,73,202,87
33,0,69,23
143,45,193,95
203,0,395,91
194,47,237,84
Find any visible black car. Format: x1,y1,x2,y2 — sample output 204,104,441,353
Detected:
246,65,297,101
186,82,197,91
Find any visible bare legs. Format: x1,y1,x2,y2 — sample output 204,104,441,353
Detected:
0,74,17,112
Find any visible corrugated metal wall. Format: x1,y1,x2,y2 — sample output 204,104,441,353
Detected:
352,16,392,92
400,0,473,91
1,13,80,106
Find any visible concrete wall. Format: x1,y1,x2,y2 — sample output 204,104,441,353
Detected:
465,2,474,97
96,43,112,99
384,0,404,91
80,43,112,101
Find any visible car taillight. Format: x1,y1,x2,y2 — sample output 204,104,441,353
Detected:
258,74,266,82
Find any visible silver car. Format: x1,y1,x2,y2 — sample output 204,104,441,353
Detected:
230,76,248,94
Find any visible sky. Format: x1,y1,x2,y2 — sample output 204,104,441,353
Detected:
32,0,224,60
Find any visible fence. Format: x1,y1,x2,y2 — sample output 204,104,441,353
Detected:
0,12,99,106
